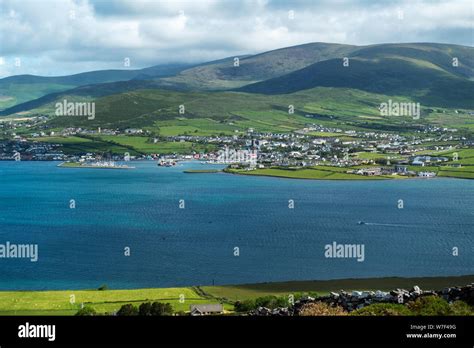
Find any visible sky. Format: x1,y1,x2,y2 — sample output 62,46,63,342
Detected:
0,0,473,77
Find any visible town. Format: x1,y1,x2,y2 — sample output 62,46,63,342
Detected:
0,113,472,179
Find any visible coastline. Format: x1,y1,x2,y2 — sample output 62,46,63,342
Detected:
223,167,474,181
57,162,135,169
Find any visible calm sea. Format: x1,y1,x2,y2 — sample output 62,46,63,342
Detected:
0,161,472,290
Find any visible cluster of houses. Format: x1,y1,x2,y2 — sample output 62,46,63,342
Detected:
0,139,65,160
347,166,436,178
0,115,469,176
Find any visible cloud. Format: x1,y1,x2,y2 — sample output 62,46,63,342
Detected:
0,0,472,77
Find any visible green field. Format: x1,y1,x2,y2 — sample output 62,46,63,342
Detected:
31,135,216,155
32,136,138,155
355,152,402,160
225,166,393,180
0,287,223,316
97,135,216,154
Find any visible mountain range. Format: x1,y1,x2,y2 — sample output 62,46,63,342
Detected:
1,42,473,130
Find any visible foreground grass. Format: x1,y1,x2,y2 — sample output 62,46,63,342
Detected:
0,287,219,316
1,275,472,316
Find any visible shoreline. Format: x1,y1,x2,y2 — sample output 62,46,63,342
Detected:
1,274,472,293
57,162,135,169
224,170,393,181
1,160,470,180
222,169,450,181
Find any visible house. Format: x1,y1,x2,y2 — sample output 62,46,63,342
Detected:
394,165,408,174
411,156,426,166
190,304,224,316
124,128,143,135
418,171,436,178
357,167,382,176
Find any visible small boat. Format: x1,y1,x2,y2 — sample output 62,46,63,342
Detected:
358,221,366,225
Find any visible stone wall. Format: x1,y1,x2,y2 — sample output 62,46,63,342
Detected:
249,283,474,316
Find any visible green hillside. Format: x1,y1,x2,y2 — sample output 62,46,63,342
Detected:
36,87,473,136
240,44,474,108
158,42,358,90
0,42,357,115
0,64,190,110
3,42,473,134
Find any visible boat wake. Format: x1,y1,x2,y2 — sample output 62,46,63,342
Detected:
358,222,412,228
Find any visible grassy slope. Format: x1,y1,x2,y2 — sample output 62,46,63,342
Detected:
26,86,474,137
0,65,190,111
0,83,76,110
31,136,139,155
96,135,216,154
239,43,474,109
0,42,357,114
159,42,357,90
6,42,473,115
30,135,216,155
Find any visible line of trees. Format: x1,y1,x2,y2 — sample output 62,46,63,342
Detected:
116,302,174,316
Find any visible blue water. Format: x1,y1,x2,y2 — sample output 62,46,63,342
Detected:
0,161,472,290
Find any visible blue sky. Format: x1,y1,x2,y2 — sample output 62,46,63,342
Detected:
0,0,472,77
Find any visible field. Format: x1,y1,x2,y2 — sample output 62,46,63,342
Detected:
31,135,216,155
96,135,217,154
0,287,223,316
0,275,472,315
225,166,393,180
31,136,136,155
355,152,402,160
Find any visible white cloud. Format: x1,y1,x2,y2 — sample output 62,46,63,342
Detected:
0,0,472,77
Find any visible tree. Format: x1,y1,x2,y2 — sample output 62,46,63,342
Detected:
254,295,287,309
139,302,153,316
75,306,97,316
117,304,138,316
150,302,173,316
234,299,256,312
